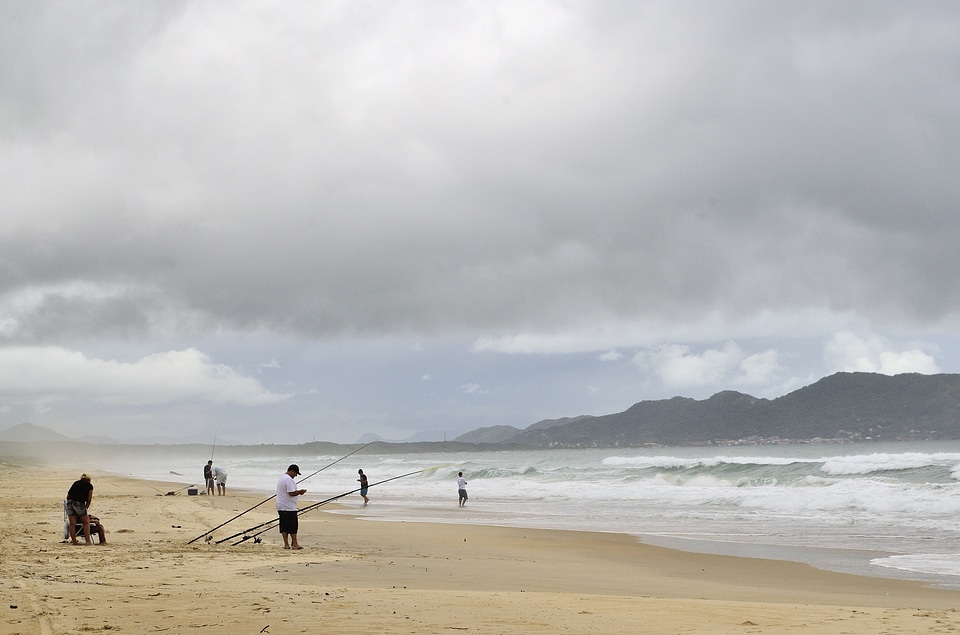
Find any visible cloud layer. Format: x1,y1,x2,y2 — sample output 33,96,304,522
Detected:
1,2,958,442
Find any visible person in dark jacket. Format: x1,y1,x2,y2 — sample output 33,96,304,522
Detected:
66,474,94,545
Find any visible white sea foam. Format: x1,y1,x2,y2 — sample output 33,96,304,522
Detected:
603,454,811,469
871,554,960,577
820,452,960,475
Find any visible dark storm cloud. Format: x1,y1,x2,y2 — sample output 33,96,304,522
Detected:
3,2,955,343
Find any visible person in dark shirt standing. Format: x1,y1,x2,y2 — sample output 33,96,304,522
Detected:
66,474,94,545
357,469,369,506
204,460,214,495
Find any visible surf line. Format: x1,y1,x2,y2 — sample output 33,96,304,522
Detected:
228,467,441,546
187,441,376,545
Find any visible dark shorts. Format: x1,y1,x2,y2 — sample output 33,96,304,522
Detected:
278,510,298,535
360,488,368,496
67,500,88,517
459,489,468,501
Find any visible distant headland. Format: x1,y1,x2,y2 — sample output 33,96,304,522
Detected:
4,372,960,456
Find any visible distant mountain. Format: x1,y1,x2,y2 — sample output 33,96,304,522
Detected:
401,430,447,443
525,415,596,432
355,430,447,444
0,422,163,446
454,425,523,444
8,372,960,452
461,372,960,448
453,416,593,443
0,422,74,443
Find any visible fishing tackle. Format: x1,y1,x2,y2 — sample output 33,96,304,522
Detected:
230,468,431,546
188,442,375,544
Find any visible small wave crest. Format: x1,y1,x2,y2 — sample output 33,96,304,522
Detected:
603,454,815,469
820,452,960,476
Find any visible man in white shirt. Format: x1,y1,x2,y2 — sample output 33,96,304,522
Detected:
212,465,227,495
457,472,468,507
276,464,307,549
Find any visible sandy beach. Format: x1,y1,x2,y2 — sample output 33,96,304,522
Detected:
3,463,960,634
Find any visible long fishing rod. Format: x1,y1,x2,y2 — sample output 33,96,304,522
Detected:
298,468,427,517
210,432,217,461
230,467,433,546
191,441,375,545
227,465,447,546
294,441,376,486
227,492,346,545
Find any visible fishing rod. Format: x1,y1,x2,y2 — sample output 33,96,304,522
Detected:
191,441,375,545
227,492,345,545
210,432,217,461
230,467,433,546
294,441,376,486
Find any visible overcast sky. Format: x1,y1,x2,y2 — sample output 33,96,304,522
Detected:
2,1,959,444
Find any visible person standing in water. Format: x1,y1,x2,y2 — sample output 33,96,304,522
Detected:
357,469,369,506
457,472,468,507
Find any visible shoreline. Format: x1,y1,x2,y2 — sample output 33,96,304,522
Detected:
310,491,960,590
637,532,960,590
4,465,960,634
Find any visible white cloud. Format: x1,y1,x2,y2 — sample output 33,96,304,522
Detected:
460,382,487,394
636,341,782,389
737,349,781,384
0,346,291,407
472,309,863,356
598,350,622,362
824,331,940,375
0,317,16,338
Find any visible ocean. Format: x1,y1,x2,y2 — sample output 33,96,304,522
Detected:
117,440,960,589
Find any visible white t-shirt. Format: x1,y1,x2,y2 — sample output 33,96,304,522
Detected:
276,473,299,511
457,477,467,490
212,466,227,483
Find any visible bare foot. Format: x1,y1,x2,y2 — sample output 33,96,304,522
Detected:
292,545,303,550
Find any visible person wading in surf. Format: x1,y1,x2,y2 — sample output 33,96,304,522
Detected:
457,472,468,507
358,469,369,506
